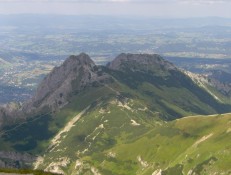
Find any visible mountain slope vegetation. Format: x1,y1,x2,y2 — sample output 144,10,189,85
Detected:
0,53,230,174
36,108,231,175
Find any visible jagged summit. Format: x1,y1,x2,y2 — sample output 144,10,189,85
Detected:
1,52,231,129
62,53,95,68
23,53,109,114
107,53,177,72
0,53,179,127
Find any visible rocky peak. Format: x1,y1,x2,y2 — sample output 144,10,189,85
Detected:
22,53,109,114
62,53,95,70
107,53,177,73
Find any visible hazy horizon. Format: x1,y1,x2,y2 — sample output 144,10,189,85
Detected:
0,0,231,18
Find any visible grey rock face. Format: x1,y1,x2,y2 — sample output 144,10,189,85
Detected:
0,151,35,162
22,53,110,114
0,151,36,169
207,70,231,97
0,103,23,128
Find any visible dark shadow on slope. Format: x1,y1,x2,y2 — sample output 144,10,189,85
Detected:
103,67,231,119
2,114,54,152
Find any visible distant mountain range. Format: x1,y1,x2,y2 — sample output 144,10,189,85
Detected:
1,15,231,30
0,53,231,175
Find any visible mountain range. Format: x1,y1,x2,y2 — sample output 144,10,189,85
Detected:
0,53,230,175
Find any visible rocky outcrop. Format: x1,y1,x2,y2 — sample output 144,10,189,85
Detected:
0,151,36,169
207,70,231,97
107,53,177,72
185,70,231,99
0,103,23,129
22,53,111,114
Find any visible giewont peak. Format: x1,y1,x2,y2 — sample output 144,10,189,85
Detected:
23,53,105,114
62,53,95,69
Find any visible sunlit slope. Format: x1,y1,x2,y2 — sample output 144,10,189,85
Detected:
35,93,231,175
107,113,231,175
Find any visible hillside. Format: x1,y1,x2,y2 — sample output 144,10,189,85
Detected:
35,110,231,175
0,53,230,174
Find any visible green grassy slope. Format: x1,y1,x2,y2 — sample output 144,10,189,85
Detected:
35,93,231,175
108,113,231,175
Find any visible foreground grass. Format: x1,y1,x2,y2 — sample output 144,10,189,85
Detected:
0,168,59,175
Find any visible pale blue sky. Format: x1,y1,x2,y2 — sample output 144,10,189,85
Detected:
0,0,230,18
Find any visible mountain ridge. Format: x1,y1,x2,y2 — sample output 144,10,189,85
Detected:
0,53,112,128
0,53,231,174
1,52,231,128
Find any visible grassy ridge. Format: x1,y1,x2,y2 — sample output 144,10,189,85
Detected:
106,114,231,174
36,88,231,174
